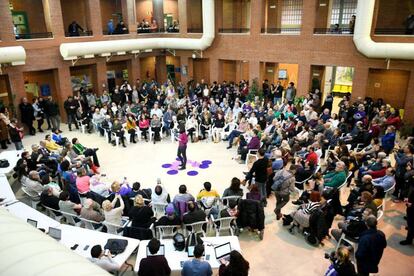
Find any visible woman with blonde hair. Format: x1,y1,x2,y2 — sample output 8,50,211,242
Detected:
324,246,356,276
102,193,124,232
128,194,155,228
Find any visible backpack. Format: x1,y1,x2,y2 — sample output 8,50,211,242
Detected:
185,232,203,252
0,159,9,168
104,239,128,255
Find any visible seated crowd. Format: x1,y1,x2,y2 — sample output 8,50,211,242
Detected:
6,77,414,276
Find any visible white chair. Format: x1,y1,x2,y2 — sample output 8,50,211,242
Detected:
245,148,259,165
152,202,168,219
149,122,164,142
335,232,358,259
346,144,352,151
377,203,384,220
219,196,241,210
338,171,353,190
60,211,81,226
222,122,237,140
354,143,365,152
111,132,120,146
210,215,236,236
184,220,208,239
156,225,181,239
21,186,40,209
102,220,125,235
122,123,132,145
79,217,103,231
43,205,63,222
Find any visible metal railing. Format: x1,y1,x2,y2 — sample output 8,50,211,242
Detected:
137,27,165,34
313,28,353,34
219,28,250,33
65,30,93,37
261,27,301,34
374,28,413,35
187,28,203,33
16,32,53,39
102,30,129,35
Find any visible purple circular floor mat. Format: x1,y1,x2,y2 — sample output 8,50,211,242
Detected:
199,164,209,169
167,170,178,175
187,171,198,176
162,164,172,168
201,160,212,165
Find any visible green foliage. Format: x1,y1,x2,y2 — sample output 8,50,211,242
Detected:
247,78,263,102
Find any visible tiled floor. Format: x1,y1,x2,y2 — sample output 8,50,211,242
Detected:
14,125,414,275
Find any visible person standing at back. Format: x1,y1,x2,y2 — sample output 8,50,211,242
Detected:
285,82,296,105
355,215,387,276
243,148,268,206
181,244,212,276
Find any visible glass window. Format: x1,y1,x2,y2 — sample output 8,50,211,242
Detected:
281,0,303,28
330,0,357,27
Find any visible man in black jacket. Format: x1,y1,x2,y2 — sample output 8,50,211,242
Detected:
19,97,36,135
138,238,171,276
45,96,61,132
63,96,79,131
244,148,268,206
355,215,387,276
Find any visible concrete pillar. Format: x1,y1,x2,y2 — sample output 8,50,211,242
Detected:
210,58,219,84
95,60,107,95
155,56,167,83
127,58,141,84
403,71,414,124
180,55,190,85
7,69,26,116
216,0,223,32
55,67,73,122
351,66,369,102
301,0,317,36
249,60,260,84
178,0,187,34
297,63,311,96
250,0,263,35
88,0,103,37
122,0,137,34
0,1,15,42
43,0,65,38
153,0,164,31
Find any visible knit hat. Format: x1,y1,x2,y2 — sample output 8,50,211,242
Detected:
165,203,175,216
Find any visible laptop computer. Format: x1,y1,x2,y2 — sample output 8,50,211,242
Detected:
146,244,165,257
48,227,62,241
214,242,232,261
27,219,38,227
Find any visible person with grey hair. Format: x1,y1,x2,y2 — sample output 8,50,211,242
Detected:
80,198,104,223
24,170,44,195
272,164,296,220
323,161,347,188
355,215,386,276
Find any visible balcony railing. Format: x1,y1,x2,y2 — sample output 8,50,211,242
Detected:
187,28,203,33
314,28,353,34
65,30,93,37
374,28,413,35
137,27,180,34
219,28,250,33
261,28,301,34
16,32,53,40
103,30,129,35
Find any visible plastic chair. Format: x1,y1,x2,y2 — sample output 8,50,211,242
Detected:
219,196,241,210
21,186,40,209
222,122,238,140
184,220,208,240
79,217,103,231
156,225,181,239
152,202,168,219
102,220,125,235
210,215,236,236
42,205,63,222
60,210,81,226
335,232,358,259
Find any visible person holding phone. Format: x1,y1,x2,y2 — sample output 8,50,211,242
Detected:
90,245,119,273
176,126,188,170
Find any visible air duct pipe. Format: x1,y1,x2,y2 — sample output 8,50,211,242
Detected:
353,0,414,60
60,0,215,60
0,46,26,65
0,208,109,276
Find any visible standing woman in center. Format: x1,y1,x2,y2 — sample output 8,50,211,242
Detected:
177,126,188,170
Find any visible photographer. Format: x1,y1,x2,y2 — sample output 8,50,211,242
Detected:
324,246,356,276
